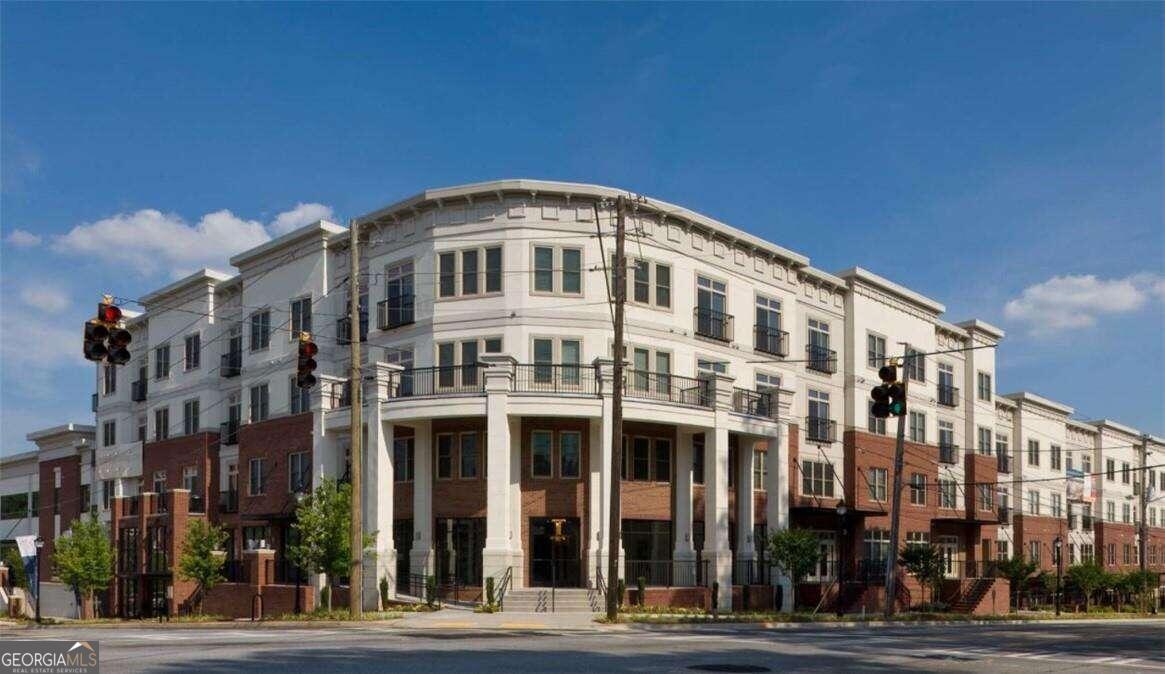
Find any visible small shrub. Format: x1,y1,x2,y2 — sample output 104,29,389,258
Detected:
425,575,437,608
712,581,720,615
379,576,389,609
320,585,331,610
637,576,646,607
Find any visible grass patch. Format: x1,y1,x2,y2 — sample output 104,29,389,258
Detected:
605,608,1164,625
273,609,404,622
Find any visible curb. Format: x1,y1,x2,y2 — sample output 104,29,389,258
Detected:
619,616,1165,630
0,619,405,631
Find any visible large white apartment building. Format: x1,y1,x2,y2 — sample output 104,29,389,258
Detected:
14,178,1161,618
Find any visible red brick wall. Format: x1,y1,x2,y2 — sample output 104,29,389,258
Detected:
203,582,315,619
38,456,82,579
1013,514,1066,573
619,421,675,521
632,586,709,610
142,431,218,517
237,413,313,518
1095,521,1139,570
431,418,488,519
519,417,591,565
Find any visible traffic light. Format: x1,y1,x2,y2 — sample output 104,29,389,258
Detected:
83,298,132,364
870,360,906,418
296,332,318,389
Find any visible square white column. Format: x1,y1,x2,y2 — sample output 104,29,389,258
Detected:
766,389,794,611
736,438,756,562
508,416,525,588
704,425,733,610
587,417,605,588
674,431,696,562
362,403,396,609
410,420,434,578
481,355,518,589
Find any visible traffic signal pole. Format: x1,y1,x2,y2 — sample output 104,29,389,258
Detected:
349,219,363,618
882,363,908,619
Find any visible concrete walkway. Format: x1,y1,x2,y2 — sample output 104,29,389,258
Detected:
395,603,607,631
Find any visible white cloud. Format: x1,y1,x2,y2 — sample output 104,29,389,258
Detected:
5,229,42,247
269,202,335,235
1003,273,1165,335
0,313,84,392
20,285,70,313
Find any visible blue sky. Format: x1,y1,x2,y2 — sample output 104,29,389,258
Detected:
1,3,1162,454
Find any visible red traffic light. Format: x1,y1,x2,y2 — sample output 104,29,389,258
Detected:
98,303,122,324
299,341,319,358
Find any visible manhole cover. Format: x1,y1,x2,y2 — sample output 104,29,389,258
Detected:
688,666,771,673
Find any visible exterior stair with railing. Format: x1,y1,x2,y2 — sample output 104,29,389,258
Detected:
501,588,602,612
950,577,1007,615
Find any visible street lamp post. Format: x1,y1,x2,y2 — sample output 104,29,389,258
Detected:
835,503,848,618
34,536,44,624
294,492,307,615
1053,536,1063,617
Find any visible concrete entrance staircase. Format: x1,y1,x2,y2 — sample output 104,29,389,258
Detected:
502,588,602,613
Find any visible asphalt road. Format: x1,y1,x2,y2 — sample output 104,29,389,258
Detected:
2,620,1162,673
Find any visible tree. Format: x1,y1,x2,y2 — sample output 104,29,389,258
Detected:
2,546,29,589
53,514,114,619
899,544,945,607
766,528,821,611
1066,562,1107,611
288,477,355,610
176,519,228,614
1117,570,1156,613
995,554,1037,611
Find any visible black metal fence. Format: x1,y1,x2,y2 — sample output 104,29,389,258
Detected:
624,559,709,587
386,365,486,398
376,298,415,331
938,384,960,407
806,416,836,443
733,387,777,419
513,364,599,395
622,370,712,408
940,444,959,464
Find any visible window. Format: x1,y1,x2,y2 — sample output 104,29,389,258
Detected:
137,415,147,443
938,362,955,401
459,433,479,478
533,246,554,292
864,529,890,562
182,466,198,494
103,365,117,395
977,372,992,401
290,296,312,337
909,473,926,505
1122,502,1130,524
614,257,670,308
633,259,649,303
461,249,479,295
250,310,271,351
697,358,727,375
629,437,651,481
808,389,831,441
756,296,784,353
1050,493,1062,518
1027,440,1040,467
1030,541,1041,564
996,433,1009,460
903,346,925,382
102,420,116,447
695,276,728,339
439,252,457,297
184,333,201,370
1082,454,1092,475
978,484,993,511
1050,445,1062,471
381,261,417,329
867,333,886,368
1121,462,1130,484
101,479,114,510
561,431,581,479
1028,490,1040,516
693,434,705,485
868,402,886,435
154,344,171,379
182,399,200,436
655,263,671,307
909,412,926,443
441,246,503,297
653,439,671,482
1106,500,1115,523
154,407,170,441
868,468,887,501
248,458,265,496
807,318,832,371
938,420,953,450
393,437,415,482
753,450,767,489
289,376,311,414
906,531,930,547
978,427,993,456
1106,458,1116,481
1066,452,1074,472
996,540,1009,561
285,452,308,493
436,434,454,479
152,470,166,495
249,384,269,423
939,479,957,508
802,460,833,497
531,430,552,478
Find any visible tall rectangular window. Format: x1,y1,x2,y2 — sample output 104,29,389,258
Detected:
977,372,992,401
461,249,479,295
978,427,993,455
103,365,117,395
485,246,503,293
632,437,651,481
533,246,554,292
1028,490,1040,515
289,452,309,493
692,434,705,485
868,467,887,501
909,473,926,505
562,248,582,294
868,402,886,435
560,431,581,478
904,346,925,382
436,434,454,479
633,259,650,303
531,430,552,478
655,264,671,307
753,450,767,489
696,276,728,340
249,383,269,423
459,433,478,478
102,420,116,447
1051,493,1062,518
154,407,170,441
250,310,271,351
182,399,199,436
1050,445,1062,470
384,261,416,328
184,333,201,370
393,437,415,482
653,439,671,482
439,252,457,297
289,376,311,414
939,479,956,508
1028,439,1040,466
909,411,926,443
290,297,312,336
867,333,886,368
154,344,171,379
249,458,265,496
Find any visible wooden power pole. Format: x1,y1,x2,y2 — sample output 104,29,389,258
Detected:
605,196,626,621
883,359,908,619
349,219,363,618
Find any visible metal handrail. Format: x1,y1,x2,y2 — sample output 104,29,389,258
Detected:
732,387,777,419
513,363,599,395
806,416,836,443
495,566,513,610
806,344,837,374
754,325,789,357
385,365,486,398
622,370,713,408
939,443,959,464
376,297,415,331
694,307,734,342
938,384,960,407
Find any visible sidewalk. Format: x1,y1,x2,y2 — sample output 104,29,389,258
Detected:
393,604,610,631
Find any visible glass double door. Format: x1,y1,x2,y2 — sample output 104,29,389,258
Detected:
435,518,484,586
529,517,582,588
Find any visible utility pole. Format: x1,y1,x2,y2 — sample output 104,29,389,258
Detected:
882,356,908,619
348,218,363,618
605,196,626,621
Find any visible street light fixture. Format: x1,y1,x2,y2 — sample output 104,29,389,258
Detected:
835,503,848,618
1053,536,1063,617
34,536,44,624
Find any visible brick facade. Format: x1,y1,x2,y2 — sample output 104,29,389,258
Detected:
37,455,82,579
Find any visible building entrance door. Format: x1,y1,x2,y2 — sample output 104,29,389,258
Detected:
938,535,959,579
529,517,582,588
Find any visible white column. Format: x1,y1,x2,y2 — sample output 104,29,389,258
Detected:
481,355,517,589
736,438,756,563
674,431,696,564
587,417,605,588
767,387,794,611
508,417,525,588
410,420,434,578
706,372,736,610
362,391,396,608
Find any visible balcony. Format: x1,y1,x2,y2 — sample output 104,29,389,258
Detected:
220,352,242,378
131,379,147,402
219,490,238,514
377,297,415,331
622,370,712,408
939,443,959,464
805,345,837,374
806,416,836,443
997,453,1011,474
938,384,960,407
694,307,733,342
336,312,369,346
386,365,486,398
754,325,789,358
997,506,1011,523
328,380,352,408
733,387,777,419
513,363,598,395
219,420,239,446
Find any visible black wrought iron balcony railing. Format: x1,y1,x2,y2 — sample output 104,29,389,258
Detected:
218,490,238,514
131,379,147,402
622,370,713,408
328,380,352,408
513,364,599,395
336,312,369,346
219,420,239,446
939,443,959,464
997,506,1011,523
806,416,836,443
938,384,960,407
377,297,415,331
733,387,777,419
806,344,837,374
220,352,242,378
694,307,733,342
385,365,486,399
754,325,789,357
997,453,1011,473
